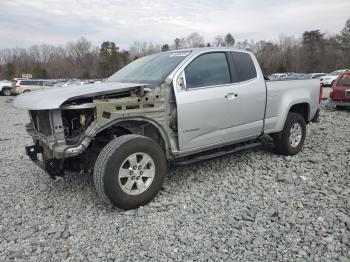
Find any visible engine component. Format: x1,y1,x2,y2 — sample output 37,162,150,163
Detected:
62,109,94,144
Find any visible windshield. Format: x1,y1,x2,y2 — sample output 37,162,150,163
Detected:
107,51,190,85
329,70,343,76
337,73,350,87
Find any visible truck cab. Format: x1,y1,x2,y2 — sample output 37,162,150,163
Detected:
171,49,266,152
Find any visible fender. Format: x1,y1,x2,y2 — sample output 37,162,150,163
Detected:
94,116,173,159
277,100,310,132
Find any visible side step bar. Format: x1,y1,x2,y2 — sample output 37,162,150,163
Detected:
171,142,262,167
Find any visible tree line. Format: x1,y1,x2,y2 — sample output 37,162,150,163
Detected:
0,19,349,80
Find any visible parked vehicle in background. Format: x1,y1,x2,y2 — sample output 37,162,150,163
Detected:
0,80,12,96
14,48,321,210
56,80,81,87
11,79,54,95
321,69,348,87
330,70,350,109
287,73,306,80
269,73,288,80
303,73,327,79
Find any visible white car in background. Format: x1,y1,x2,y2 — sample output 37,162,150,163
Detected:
11,79,54,95
0,80,12,96
57,80,81,87
269,73,288,80
305,73,327,79
321,69,348,87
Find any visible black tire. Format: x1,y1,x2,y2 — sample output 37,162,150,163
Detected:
273,113,306,156
93,134,167,210
2,88,11,96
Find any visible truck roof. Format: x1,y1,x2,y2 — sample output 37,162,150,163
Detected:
163,47,253,55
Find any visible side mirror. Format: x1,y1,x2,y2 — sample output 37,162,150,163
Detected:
177,71,186,91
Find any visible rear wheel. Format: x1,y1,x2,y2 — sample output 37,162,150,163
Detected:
273,113,306,156
93,134,167,210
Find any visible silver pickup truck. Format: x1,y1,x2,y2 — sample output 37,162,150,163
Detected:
14,48,321,209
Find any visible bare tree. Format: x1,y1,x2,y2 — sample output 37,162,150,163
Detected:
65,37,99,78
186,32,205,48
235,40,250,50
213,35,225,47
174,37,186,49
129,41,161,59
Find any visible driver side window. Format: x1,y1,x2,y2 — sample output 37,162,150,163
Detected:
185,52,231,89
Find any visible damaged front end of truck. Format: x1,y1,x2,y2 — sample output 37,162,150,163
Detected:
15,81,173,178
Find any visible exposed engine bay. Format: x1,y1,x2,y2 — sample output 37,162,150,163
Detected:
61,109,95,144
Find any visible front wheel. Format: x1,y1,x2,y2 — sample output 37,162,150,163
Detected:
93,134,167,210
2,88,11,96
273,113,306,156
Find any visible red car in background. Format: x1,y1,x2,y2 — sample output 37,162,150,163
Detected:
330,70,350,109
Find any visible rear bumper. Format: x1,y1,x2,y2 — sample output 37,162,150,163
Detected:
25,145,64,178
330,101,350,107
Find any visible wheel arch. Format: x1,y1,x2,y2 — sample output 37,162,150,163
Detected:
1,86,11,93
94,117,172,159
288,102,310,123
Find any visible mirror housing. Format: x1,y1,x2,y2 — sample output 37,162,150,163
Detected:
177,71,186,91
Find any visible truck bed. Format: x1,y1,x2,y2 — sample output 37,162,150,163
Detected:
264,79,320,134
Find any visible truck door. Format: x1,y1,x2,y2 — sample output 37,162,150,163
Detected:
175,51,266,151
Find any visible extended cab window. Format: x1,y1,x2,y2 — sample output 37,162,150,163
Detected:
185,52,231,89
231,52,257,82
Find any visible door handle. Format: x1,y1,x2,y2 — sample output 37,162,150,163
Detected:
225,93,238,99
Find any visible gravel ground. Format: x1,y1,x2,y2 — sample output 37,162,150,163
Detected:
0,96,349,261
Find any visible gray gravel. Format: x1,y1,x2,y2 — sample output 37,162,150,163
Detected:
0,96,349,261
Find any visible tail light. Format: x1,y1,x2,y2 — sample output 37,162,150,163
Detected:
319,84,323,103
329,88,334,99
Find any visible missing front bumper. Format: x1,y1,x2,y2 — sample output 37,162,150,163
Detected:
25,145,64,178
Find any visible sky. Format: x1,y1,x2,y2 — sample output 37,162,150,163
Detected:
0,0,349,50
